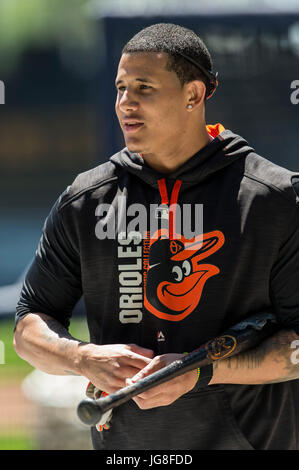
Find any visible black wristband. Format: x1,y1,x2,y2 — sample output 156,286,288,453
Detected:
193,363,213,391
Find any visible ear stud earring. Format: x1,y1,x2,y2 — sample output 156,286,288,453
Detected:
187,104,193,109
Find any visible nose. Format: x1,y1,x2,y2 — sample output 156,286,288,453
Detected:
118,89,139,113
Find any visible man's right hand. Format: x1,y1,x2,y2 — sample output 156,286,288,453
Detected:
78,343,154,394
14,313,154,394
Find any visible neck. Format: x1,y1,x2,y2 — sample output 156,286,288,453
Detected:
141,126,212,174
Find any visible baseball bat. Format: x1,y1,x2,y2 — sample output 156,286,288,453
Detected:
77,313,277,426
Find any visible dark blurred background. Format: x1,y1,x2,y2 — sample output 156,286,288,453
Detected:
0,0,298,450
0,0,99,288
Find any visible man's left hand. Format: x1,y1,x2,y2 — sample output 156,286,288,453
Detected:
125,353,198,409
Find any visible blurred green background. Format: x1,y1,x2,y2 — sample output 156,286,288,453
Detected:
0,0,99,450
0,0,299,450
0,317,90,449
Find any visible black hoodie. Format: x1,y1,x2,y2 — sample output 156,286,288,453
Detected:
16,126,299,450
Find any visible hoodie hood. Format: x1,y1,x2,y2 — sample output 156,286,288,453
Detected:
110,124,254,190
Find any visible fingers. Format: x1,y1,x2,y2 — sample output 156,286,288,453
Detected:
127,373,176,400
85,344,155,394
126,344,155,369
125,354,153,370
133,394,174,409
126,375,176,409
115,344,154,370
130,355,166,383
125,356,169,404
125,354,198,409
128,344,155,359
95,366,141,394
120,364,147,379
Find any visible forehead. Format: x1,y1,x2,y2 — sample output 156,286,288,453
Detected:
116,51,176,82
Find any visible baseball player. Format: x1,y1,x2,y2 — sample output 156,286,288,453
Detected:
14,23,299,450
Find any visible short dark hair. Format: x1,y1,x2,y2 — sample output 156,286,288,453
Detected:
122,23,217,99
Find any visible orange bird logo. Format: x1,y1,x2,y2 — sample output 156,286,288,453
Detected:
144,229,225,321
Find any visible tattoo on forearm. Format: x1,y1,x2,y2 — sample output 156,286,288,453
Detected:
214,330,299,382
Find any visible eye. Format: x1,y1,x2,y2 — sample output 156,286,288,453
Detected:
139,84,151,90
172,265,183,282
182,260,191,276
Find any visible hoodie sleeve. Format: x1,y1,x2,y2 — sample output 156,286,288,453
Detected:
15,192,82,329
270,202,299,334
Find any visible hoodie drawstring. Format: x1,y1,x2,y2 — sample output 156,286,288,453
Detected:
157,178,182,240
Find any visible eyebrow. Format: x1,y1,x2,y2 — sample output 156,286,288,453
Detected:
115,77,154,86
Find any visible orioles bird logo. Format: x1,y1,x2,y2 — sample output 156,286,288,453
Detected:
144,229,225,321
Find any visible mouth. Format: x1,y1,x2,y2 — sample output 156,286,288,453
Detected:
123,122,144,133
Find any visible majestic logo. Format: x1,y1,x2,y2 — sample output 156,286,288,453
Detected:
157,331,166,342
144,229,225,321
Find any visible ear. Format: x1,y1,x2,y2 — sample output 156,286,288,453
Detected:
185,80,206,110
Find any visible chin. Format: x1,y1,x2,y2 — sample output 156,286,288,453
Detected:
125,140,144,153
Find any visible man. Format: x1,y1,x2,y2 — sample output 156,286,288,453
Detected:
14,23,299,450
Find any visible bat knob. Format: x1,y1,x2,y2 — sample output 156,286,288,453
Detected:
77,398,103,426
